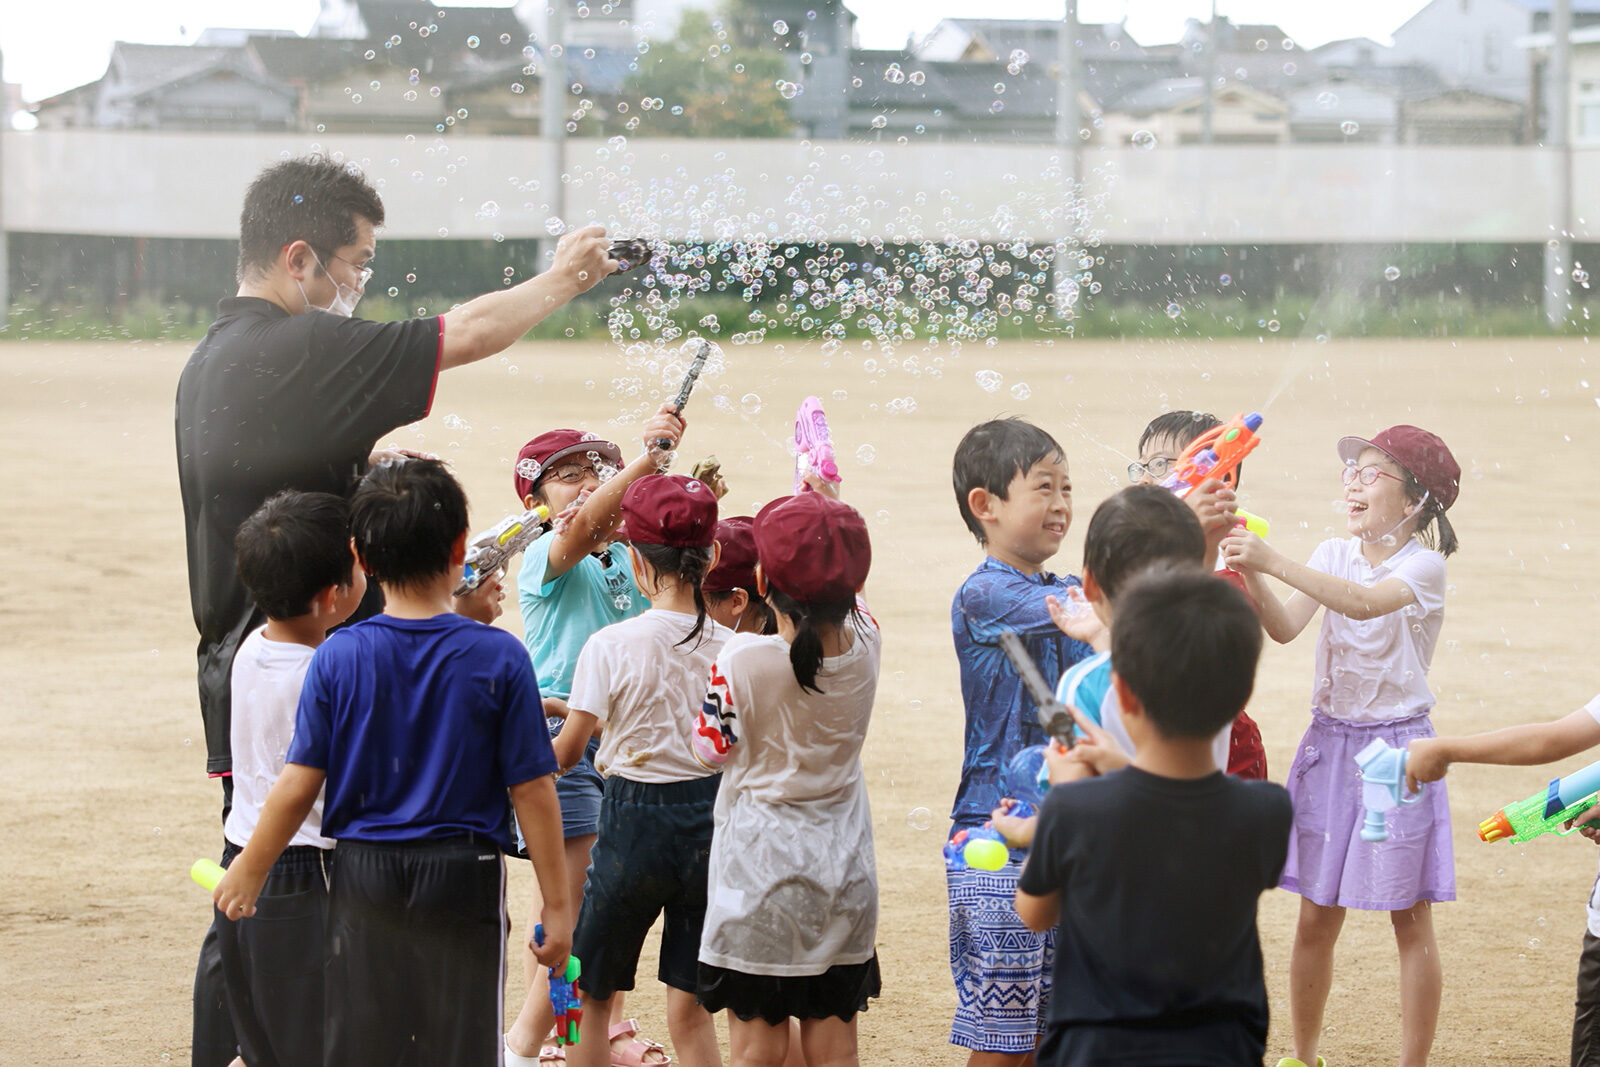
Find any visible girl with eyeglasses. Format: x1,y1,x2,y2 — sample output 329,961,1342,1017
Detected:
1219,425,1461,1067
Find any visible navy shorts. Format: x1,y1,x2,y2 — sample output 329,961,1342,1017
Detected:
573,774,720,999
552,717,603,839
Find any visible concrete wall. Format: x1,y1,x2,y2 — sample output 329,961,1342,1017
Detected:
0,129,1586,244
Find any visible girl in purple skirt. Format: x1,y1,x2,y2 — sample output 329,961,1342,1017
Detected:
1220,425,1461,1067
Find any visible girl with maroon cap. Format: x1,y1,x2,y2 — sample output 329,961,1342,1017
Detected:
505,403,685,1067
1220,425,1462,1067
551,474,730,1067
691,484,882,1067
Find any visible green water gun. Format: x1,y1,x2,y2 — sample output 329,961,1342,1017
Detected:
1478,758,1600,843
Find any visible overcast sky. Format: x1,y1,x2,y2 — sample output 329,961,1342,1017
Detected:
1,0,1430,102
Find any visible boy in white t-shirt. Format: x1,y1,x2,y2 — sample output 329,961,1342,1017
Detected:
211,490,366,1067
1406,693,1600,1065
552,474,727,1067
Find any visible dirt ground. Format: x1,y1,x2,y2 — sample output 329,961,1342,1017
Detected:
4,335,1599,1064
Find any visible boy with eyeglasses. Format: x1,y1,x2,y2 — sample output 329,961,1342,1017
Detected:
503,407,688,1064
1128,411,1267,779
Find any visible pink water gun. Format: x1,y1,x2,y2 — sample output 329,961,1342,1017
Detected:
794,396,842,493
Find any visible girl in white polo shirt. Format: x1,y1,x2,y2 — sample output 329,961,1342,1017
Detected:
1221,424,1461,1067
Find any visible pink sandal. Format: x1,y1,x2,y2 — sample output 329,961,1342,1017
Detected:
608,1018,671,1066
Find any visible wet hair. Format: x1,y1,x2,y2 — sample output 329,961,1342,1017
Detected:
1139,410,1243,488
766,587,858,694
952,418,1066,543
1398,468,1460,558
707,587,777,634
633,543,716,647
1082,486,1207,602
350,458,469,589
1112,564,1261,739
234,491,353,621
237,156,384,282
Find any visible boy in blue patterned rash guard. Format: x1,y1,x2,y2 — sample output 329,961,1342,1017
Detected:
946,418,1093,1065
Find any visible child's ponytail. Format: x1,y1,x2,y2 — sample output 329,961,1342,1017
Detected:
1403,474,1460,558
766,587,858,693
634,542,716,647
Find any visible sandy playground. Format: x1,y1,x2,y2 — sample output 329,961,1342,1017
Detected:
3,334,1600,1064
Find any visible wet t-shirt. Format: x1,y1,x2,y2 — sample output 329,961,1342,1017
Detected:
176,298,442,773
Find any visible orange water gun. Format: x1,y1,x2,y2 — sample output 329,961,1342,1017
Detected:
1160,412,1264,498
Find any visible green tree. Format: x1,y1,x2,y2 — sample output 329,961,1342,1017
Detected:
622,8,793,137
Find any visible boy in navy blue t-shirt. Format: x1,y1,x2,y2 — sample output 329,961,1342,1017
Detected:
1016,567,1291,1067
215,459,572,1066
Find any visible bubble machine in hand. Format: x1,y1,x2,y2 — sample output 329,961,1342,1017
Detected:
653,339,714,452
1354,739,1426,843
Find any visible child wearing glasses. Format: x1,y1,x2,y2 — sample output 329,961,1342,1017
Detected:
504,404,687,1066
1128,411,1267,779
1219,425,1461,1067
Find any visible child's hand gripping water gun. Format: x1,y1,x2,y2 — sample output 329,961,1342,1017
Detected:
454,505,553,597
1160,411,1265,498
794,396,842,494
1477,758,1600,844
534,923,583,1047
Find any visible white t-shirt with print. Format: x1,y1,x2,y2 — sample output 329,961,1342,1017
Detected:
1308,537,1447,724
567,608,727,784
698,611,881,976
224,627,332,850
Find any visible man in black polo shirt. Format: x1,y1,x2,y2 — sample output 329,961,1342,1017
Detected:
177,155,621,1065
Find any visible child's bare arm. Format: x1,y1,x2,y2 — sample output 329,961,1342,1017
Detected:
1235,565,1319,644
214,764,325,920
1223,529,1415,622
1013,886,1059,932
1407,707,1600,791
510,775,572,968
543,404,685,581
551,710,600,773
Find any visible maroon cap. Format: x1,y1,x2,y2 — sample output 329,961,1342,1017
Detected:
753,494,871,602
513,430,622,501
620,474,718,547
704,516,758,594
1338,425,1460,510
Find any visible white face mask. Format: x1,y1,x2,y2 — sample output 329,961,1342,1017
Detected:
296,251,361,318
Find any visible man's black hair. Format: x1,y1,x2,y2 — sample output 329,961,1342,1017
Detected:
1111,564,1262,740
234,491,353,620
237,156,385,282
1083,486,1207,602
952,418,1066,543
350,459,469,589
1139,410,1244,488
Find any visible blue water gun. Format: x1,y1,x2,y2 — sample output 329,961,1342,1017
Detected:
533,924,583,1047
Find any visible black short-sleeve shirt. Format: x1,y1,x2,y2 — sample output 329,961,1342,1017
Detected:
176,297,442,774
1018,767,1292,1067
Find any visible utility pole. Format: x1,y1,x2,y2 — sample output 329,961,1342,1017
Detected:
1544,0,1573,329
1052,0,1080,318
539,1,568,269
1200,0,1217,144
0,45,10,318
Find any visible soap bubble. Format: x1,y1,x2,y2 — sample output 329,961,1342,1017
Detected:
478,200,500,218
388,286,400,297
1219,273,1232,286
1384,265,1402,281
545,217,567,235
1316,91,1338,109
467,35,480,48
613,594,633,611
1166,301,1182,318
870,115,887,129
772,18,788,33
1266,319,1281,332
855,444,877,466
1010,382,1031,400
908,70,925,86
975,369,1003,392
907,807,933,830
1340,120,1360,136
1131,129,1157,150
1009,49,1029,67
884,64,906,84
740,392,762,414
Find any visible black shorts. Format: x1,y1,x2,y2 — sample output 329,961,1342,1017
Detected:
324,836,507,1067
696,955,882,1026
572,774,719,999
212,841,331,1067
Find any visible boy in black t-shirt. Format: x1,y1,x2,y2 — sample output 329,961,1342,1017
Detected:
1016,565,1292,1067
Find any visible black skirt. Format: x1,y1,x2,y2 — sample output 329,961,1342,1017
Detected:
696,954,882,1026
